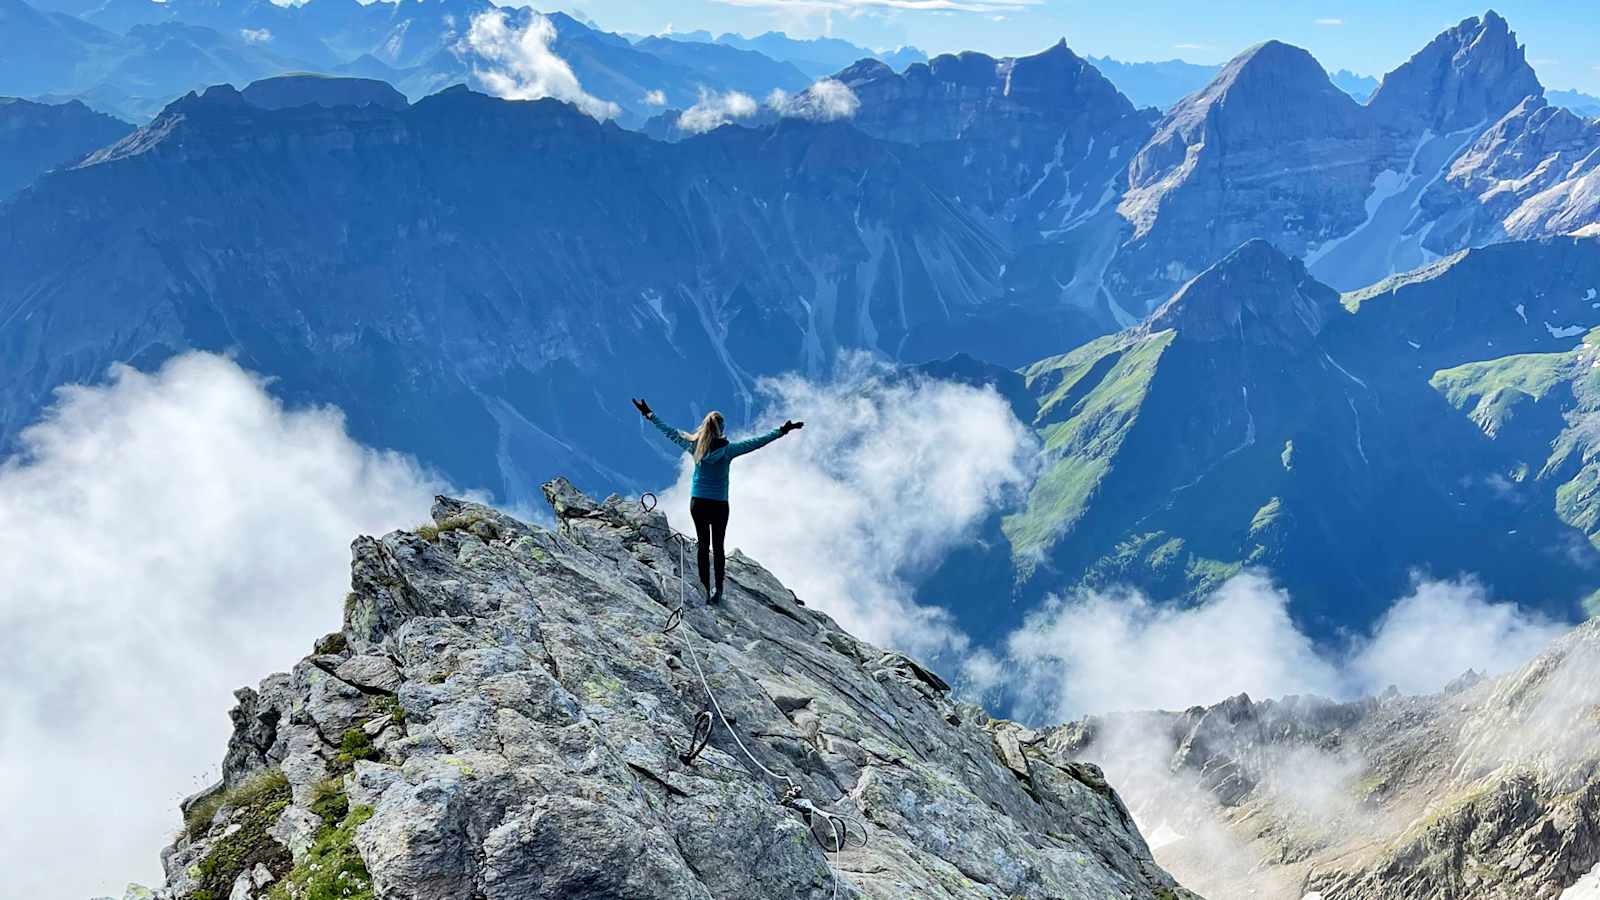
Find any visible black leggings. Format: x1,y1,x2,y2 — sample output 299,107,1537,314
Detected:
690,497,730,594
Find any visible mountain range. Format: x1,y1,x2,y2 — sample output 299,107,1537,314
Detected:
1,0,830,124
648,28,927,78
1086,55,1381,110
5,11,1600,643
9,6,1600,898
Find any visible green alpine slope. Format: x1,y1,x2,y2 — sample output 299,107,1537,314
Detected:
1006,237,1600,636
1430,329,1600,557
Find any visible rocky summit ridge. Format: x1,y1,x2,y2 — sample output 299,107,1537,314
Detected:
141,479,1197,900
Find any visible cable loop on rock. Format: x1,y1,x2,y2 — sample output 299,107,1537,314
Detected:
637,495,855,900
679,708,714,764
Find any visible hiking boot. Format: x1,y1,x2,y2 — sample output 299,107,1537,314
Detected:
710,587,724,604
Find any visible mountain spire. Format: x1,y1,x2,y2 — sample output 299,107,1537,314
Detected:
1367,10,1542,133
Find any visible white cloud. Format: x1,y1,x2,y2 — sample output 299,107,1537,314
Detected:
1019,572,1569,897
1005,573,1339,719
644,88,667,106
657,355,1037,660
1347,575,1564,695
239,27,272,43
767,78,861,121
463,10,621,120
1173,42,1211,51
1000,570,1565,723
1315,17,1344,26
0,353,449,899
677,88,760,133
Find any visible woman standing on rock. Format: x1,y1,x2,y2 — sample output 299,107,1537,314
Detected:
632,398,803,604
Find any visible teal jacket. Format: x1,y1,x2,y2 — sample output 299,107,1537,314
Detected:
648,413,785,501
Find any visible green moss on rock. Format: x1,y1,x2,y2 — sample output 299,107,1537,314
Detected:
267,803,377,900
186,769,293,900
334,727,379,772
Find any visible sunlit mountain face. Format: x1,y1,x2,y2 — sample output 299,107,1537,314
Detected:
8,5,1600,900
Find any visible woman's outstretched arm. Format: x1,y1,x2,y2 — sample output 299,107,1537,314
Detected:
634,397,694,454
726,420,803,458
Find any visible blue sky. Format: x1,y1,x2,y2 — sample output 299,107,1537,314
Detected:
558,0,1600,94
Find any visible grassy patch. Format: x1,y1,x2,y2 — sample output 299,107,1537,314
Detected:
309,778,350,825
1248,497,1284,536
333,728,380,773
1005,330,1175,565
186,769,293,900
415,511,490,543
375,693,406,726
1430,343,1579,437
185,769,290,840
266,802,377,900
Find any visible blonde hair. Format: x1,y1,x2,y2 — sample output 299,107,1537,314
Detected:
685,411,725,462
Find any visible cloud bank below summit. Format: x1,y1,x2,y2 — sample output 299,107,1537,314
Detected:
985,571,1567,723
0,354,451,899
0,352,1575,899
658,355,1037,658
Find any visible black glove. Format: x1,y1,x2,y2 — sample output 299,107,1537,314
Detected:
632,398,653,418
780,420,804,434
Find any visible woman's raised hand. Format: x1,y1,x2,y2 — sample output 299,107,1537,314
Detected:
632,398,653,418
781,420,804,434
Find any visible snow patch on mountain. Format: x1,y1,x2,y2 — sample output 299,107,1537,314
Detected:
1308,123,1485,289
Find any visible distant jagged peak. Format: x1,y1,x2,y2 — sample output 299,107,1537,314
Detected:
1368,9,1542,134
1001,39,1135,115
1170,39,1360,130
838,37,1138,144
1145,239,1342,344
1127,40,1362,191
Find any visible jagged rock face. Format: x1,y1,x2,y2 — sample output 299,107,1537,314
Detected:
0,95,130,197
1367,11,1543,134
1114,41,1387,305
157,481,1197,900
1112,14,1564,305
838,43,1155,230
842,43,1137,147
1420,96,1600,247
1055,618,1600,899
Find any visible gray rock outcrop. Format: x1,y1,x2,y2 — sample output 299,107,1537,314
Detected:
1057,617,1600,899
155,479,1198,900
